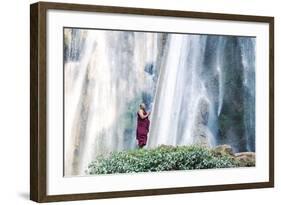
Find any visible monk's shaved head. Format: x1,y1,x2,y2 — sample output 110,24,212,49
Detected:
140,103,146,109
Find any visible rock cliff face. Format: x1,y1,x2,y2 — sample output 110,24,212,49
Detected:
192,98,213,146
234,152,256,167
214,145,255,167
213,144,234,156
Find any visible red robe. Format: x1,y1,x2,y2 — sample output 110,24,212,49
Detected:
136,110,150,146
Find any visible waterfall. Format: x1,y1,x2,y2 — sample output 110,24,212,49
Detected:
64,29,165,176
216,37,226,116
149,35,255,153
64,28,256,176
239,38,256,151
148,34,216,147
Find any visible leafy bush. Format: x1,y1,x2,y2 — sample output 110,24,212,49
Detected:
87,145,239,175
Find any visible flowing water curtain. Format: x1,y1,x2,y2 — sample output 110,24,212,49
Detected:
148,34,256,152
64,29,256,176
64,28,93,176
216,36,256,152
148,34,217,148
239,37,256,151
64,29,166,176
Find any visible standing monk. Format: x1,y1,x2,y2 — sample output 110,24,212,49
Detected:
136,103,150,148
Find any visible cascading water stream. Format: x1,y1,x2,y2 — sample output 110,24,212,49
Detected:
64,29,256,176
64,29,164,175
239,38,256,151
148,34,217,147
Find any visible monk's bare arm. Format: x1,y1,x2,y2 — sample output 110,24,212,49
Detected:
138,110,150,119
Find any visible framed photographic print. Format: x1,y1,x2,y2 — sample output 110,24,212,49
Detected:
30,1,274,202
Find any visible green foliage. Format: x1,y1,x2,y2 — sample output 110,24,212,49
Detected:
87,145,239,175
